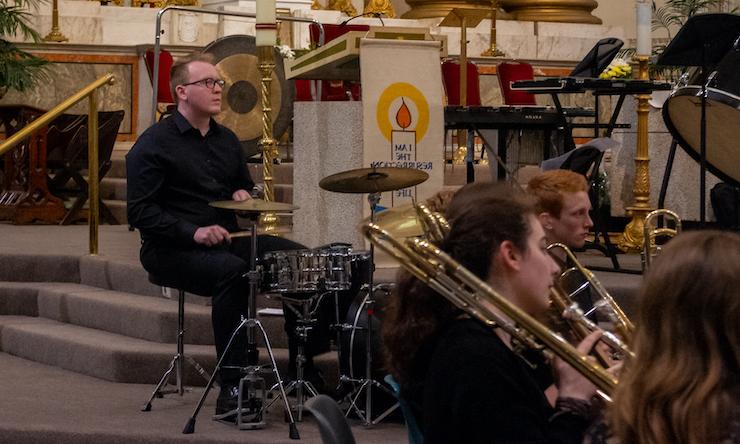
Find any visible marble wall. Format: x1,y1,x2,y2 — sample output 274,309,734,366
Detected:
0,59,134,135
609,96,721,222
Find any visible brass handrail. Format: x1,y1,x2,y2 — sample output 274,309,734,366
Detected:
0,73,117,255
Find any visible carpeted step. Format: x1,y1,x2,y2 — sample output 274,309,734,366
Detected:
0,315,337,386
0,254,80,283
0,281,291,349
101,177,127,201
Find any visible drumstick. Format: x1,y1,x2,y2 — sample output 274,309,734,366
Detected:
229,231,254,238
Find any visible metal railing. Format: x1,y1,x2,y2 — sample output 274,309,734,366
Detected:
0,73,116,255
150,6,324,124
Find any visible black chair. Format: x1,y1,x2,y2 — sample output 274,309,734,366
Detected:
46,110,124,225
305,395,356,444
141,274,211,412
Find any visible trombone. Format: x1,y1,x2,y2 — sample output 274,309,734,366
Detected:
414,202,450,244
362,222,618,396
547,243,634,341
642,209,682,271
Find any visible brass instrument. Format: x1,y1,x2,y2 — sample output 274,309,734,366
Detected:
362,222,618,396
414,202,450,244
549,285,634,366
642,209,682,271
547,243,635,341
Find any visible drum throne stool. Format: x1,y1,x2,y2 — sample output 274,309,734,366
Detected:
141,274,211,411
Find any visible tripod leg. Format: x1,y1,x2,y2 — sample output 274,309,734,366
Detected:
141,355,178,412
659,139,678,209
182,317,249,434
254,319,300,439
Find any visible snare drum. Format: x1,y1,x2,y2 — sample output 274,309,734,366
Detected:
261,245,355,293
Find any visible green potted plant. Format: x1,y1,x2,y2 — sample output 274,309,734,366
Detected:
0,0,49,99
651,0,736,82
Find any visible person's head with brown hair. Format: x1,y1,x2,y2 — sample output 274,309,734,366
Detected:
611,230,740,444
527,169,593,248
169,52,224,125
383,182,560,383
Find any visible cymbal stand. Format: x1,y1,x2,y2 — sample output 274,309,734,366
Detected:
182,215,299,439
265,291,332,420
343,192,399,426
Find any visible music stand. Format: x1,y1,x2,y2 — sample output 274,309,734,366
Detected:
569,37,624,78
657,13,740,225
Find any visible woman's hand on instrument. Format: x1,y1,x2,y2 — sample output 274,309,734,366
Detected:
194,224,231,246
232,189,252,201
554,330,602,401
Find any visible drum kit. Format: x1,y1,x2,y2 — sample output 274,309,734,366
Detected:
659,14,740,223
183,166,429,434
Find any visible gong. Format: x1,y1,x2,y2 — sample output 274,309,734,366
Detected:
204,35,294,158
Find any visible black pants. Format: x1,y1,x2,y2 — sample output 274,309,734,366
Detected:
141,235,307,382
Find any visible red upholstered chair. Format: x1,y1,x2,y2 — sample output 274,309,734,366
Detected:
144,48,175,117
441,59,481,106
497,61,537,106
307,23,369,101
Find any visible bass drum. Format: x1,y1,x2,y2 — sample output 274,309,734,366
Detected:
339,286,389,380
662,40,740,185
338,283,399,418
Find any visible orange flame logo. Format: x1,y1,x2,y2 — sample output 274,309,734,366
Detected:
395,98,412,130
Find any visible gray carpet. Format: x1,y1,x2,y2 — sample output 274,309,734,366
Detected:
0,351,406,443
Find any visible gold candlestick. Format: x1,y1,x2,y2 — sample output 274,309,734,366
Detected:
258,46,279,233
43,0,68,42
617,55,653,252
481,0,505,57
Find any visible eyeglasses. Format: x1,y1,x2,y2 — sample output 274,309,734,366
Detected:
181,78,226,90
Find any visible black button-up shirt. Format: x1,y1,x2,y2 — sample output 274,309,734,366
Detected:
126,110,254,246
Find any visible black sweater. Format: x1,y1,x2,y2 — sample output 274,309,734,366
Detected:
402,318,590,444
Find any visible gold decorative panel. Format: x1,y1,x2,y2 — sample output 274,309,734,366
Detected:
403,0,599,22
499,0,601,24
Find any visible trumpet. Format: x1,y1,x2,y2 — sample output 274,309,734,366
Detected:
362,222,618,396
642,209,682,271
547,243,634,341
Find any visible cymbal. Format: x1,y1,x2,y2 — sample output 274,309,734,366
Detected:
319,167,429,194
209,199,299,212
364,203,424,239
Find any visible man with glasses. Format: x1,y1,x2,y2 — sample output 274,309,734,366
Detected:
127,52,312,419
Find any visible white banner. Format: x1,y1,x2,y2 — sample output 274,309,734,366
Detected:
360,38,445,215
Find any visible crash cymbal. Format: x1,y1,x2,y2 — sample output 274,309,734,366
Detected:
364,203,424,239
319,167,429,194
209,199,299,212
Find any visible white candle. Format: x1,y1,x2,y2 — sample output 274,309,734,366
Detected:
255,0,277,46
636,1,652,56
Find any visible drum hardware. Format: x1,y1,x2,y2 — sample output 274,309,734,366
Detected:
262,291,333,421
319,166,429,425
657,14,740,224
182,201,299,439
